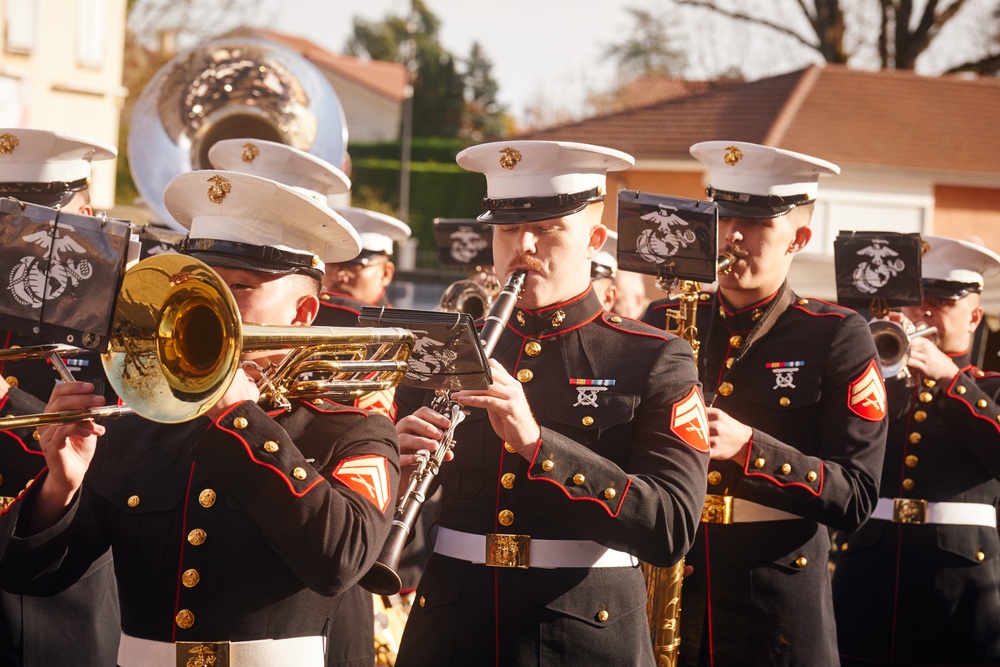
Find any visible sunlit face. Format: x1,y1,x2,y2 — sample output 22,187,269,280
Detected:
717,205,812,307
212,267,316,327
901,293,982,354
491,205,606,310
324,256,394,304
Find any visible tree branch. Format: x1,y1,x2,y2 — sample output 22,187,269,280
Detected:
674,0,821,52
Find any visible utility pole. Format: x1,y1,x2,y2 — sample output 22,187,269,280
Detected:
398,3,417,225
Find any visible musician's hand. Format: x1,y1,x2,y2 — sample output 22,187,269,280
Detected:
0,374,9,401
205,367,261,421
706,407,752,461
451,359,541,460
396,406,454,468
32,382,105,530
906,336,960,383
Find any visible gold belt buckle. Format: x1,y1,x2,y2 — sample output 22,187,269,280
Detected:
893,498,927,524
701,494,734,524
485,533,531,568
176,641,231,667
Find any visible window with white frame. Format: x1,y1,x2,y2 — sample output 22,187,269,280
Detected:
5,0,38,54
76,0,107,68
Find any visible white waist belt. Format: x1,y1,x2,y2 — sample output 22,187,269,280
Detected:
872,497,997,527
117,632,325,667
701,495,802,524
434,527,639,568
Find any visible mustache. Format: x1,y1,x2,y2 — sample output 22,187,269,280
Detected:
723,244,750,258
510,253,544,273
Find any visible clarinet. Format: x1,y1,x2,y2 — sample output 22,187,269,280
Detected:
359,270,527,595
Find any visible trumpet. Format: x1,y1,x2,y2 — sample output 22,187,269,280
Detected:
360,269,527,596
869,320,938,380
1,255,415,429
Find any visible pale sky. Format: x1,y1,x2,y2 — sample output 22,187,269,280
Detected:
246,0,993,127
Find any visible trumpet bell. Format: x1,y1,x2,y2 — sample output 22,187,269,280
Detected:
129,37,348,230
869,320,938,379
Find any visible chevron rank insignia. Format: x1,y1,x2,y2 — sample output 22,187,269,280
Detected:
847,359,886,421
670,387,710,452
332,456,391,511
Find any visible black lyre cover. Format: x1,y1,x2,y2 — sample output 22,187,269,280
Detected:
834,231,923,308
432,218,493,267
137,224,187,260
617,190,720,283
0,197,133,349
358,307,491,391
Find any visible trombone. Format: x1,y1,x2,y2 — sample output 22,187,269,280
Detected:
1,255,415,428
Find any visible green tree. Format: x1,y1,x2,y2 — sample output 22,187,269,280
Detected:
461,42,512,140
604,7,689,78
345,0,466,137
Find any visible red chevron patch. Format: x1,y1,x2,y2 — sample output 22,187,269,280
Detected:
332,456,391,512
848,359,886,421
670,387,710,452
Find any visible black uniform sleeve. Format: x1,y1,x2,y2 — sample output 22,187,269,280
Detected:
937,367,1000,477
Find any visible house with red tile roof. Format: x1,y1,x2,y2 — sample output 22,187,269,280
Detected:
518,64,1000,312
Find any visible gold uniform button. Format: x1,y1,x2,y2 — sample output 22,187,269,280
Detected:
501,473,516,489
798,298,809,305
4,375,17,387
312,398,324,406
525,341,542,356
541,459,555,472
751,308,763,322
175,609,195,629
516,369,534,383
263,440,279,453
718,382,734,397
905,455,919,468
957,386,967,395
918,392,933,403
908,432,921,444
923,378,936,388
498,509,514,526
127,495,140,508
707,471,722,486
718,306,726,317
292,467,308,480
913,410,927,423
725,357,735,369
978,399,988,409
729,335,743,349
604,487,616,500
320,293,331,302
187,529,207,546
504,442,517,454
754,457,766,469
581,415,594,427
233,416,248,429
977,551,986,562
902,478,916,491
976,370,986,378
32,430,40,441
806,471,818,482
419,596,426,607
795,557,808,568
596,610,610,622
779,397,790,407
181,569,200,588
780,463,792,475
573,473,586,486
840,542,849,552
610,315,623,324
198,489,216,508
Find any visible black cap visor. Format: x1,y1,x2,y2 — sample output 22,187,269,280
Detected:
183,238,324,279
479,187,604,224
922,278,981,301
0,177,88,209
708,187,812,220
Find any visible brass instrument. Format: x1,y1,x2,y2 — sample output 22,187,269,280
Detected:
1,255,414,428
437,266,502,319
645,252,736,667
360,270,527,596
869,320,938,380
128,37,348,230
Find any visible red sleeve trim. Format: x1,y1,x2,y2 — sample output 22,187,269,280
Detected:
213,419,326,498
741,438,824,497
946,369,1000,434
525,441,630,517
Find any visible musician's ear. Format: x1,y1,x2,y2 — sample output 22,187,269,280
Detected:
789,225,812,253
588,224,608,258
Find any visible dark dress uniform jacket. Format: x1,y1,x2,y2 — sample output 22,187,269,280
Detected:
394,288,710,667
0,387,120,667
0,398,399,667
642,283,887,667
832,353,1000,665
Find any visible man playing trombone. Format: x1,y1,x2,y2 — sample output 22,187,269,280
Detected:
0,170,402,667
392,140,710,666
833,236,1000,666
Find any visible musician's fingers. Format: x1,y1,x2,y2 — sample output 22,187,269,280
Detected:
413,406,452,429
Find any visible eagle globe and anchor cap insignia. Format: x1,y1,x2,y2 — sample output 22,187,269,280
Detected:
723,145,743,166
498,146,522,170
0,133,19,155
207,175,232,204
670,386,710,452
848,359,887,421
241,142,260,163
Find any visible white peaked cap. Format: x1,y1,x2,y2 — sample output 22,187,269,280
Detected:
0,128,116,183
921,235,1000,294
164,170,361,275
208,138,351,205
332,206,411,256
456,140,634,224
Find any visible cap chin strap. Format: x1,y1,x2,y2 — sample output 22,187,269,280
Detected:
484,186,604,213
182,238,321,273
707,187,812,212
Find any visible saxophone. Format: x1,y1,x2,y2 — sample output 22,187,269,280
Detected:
644,252,735,667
